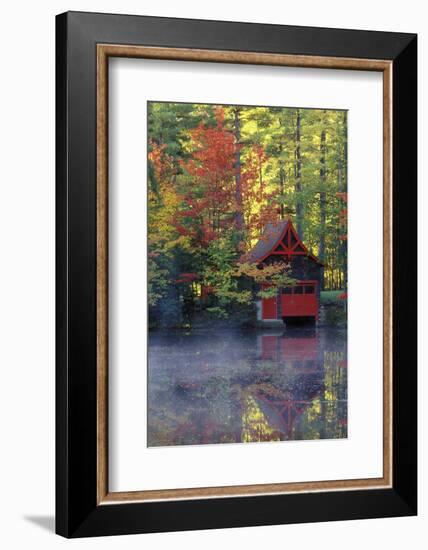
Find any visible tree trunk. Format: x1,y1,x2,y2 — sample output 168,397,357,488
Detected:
294,109,303,237
319,112,327,289
339,110,348,293
233,107,244,231
279,144,285,219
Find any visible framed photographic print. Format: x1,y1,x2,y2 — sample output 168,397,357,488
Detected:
56,11,417,537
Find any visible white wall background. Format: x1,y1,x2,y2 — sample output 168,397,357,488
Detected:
0,0,424,548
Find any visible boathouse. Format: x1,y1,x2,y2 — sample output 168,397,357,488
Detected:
246,219,323,323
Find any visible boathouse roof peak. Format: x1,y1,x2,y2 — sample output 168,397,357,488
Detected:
244,219,323,265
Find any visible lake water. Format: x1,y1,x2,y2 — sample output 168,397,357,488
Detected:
147,327,347,447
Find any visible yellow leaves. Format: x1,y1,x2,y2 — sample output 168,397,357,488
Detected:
324,390,335,402
241,395,281,443
236,261,293,286
147,258,169,306
304,398,322,423
234,261,260,279
149,184,182,257
214,288,252,305
164,234,192,252
237,261,286,280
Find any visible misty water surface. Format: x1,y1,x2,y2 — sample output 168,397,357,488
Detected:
147,328,347,447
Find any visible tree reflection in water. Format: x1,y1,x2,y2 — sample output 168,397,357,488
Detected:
147,328,347,447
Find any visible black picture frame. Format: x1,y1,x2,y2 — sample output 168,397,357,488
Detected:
56,11,417,538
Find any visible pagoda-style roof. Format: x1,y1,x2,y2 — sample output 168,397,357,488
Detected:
244,219,323,265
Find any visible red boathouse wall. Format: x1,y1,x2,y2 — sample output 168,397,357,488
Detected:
248,220,323,322
262,295,277,320
280,281,318,320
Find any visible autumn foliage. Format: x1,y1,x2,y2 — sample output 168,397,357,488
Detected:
147,102,348,325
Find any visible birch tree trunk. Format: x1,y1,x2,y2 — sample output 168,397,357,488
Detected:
294,110,303,237
319,111,327,289
279,143,285,219
233,107,244,231
340,111,348,293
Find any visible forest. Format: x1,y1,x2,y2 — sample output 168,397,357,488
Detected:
147,102,347,327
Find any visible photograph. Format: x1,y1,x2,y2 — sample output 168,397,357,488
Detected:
147,101,348,447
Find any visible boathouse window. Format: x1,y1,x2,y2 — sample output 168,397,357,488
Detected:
281,285,315,295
